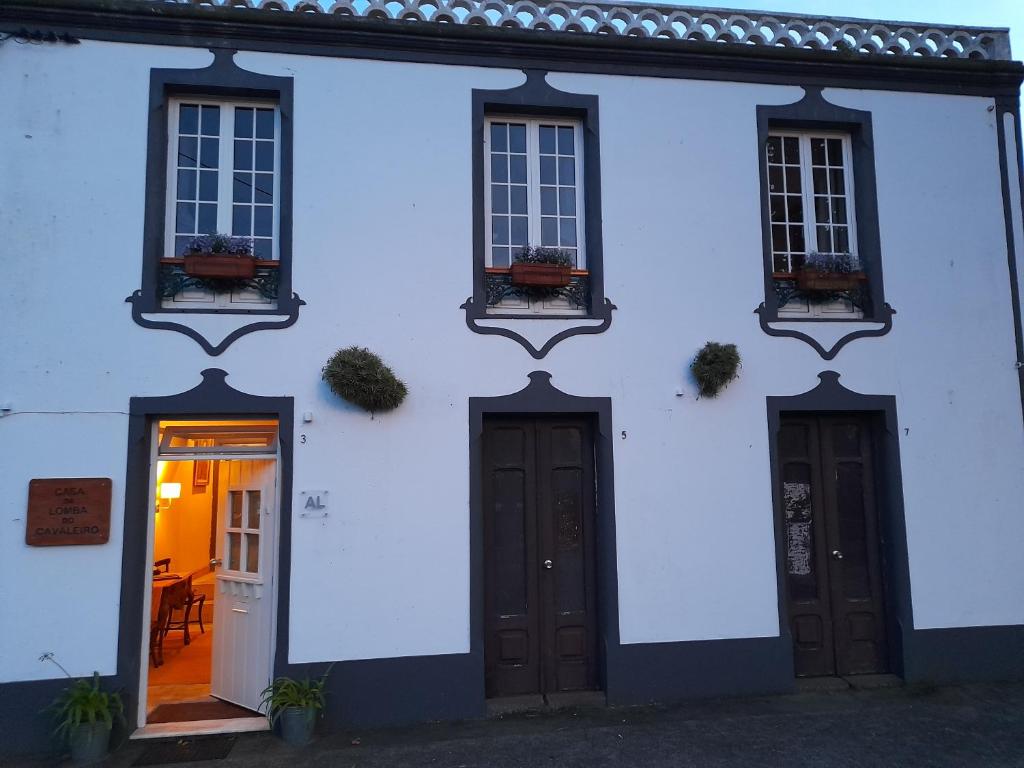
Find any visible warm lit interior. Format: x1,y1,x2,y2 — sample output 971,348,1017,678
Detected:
146,419,277,725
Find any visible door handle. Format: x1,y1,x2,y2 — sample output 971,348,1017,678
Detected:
831,550,844,560
210,558,222,567
543,559,553,569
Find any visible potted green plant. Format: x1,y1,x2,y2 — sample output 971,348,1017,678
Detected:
509,246,574,288
259,666,333,747
796,251,867,293
691,342,741,398
183,233,257,279
322,346,408,413
49,672,123,765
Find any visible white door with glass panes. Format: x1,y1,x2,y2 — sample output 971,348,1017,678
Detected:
485,117,586,314
211,459,277,712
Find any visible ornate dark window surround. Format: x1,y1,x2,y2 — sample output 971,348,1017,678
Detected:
755,86,893,326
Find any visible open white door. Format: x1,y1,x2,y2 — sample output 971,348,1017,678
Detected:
211,459,277,711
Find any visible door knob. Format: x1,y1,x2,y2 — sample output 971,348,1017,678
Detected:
543,559,553,569
831,550,844,560
210,558,222,567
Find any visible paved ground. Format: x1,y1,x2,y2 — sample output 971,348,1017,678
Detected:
13,682,1024,767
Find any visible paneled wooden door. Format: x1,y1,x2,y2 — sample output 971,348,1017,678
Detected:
483,416,598,699
778,415,888,678
211,459,277,711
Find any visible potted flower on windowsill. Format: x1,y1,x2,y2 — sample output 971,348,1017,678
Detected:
259,665,333,747
48,671,124,765
183,234,256,279
509,246,574,288
796,251,868,293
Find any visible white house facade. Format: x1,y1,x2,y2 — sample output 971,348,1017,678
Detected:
2,0,1024,755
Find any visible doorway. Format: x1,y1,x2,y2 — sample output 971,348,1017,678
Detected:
142,420,279,728
482,416,599,699
777,414,889,678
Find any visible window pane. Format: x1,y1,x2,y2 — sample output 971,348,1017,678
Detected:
178,105,199,135
783,136,799,164
558,157,575,185
786,195,803,222
785,166,801,194
540,156,556,185
235,140,253,171
230,491,242,527
255,173,274,204
200,105,220,135
491,184,508,214
198,203,217,234
199,170,218,202
233,205,252,236
491,216,508,245
816,225,832,252
175,236,191,257
559,218,577,247
254,239,271,259
541,217,558,246
559,187,576,215
177,169,197,200
509,155,527,184
247,491,261,529
228,532,240,571
770,195,785,223
510,216,528,246
829,168,845,193
558,126,574,154
175,202,196,234
831,197,847,224
541,186,557,215
834,226,850,253
492,246,510,267
509,185,527,215
766,136,781,162
539,125,557,154
810,138,826,166
827,138,843,165
771,225,788,255
255,108,274,139
812,168,828,195
508,124,526,153
234,108,254,138
200,138,219,168
234,172,252,203
178,136,198,168
490,123,507,152
814,196,830,224
768,165,783,193
490,154,507,183
789,226,805,254
255,141,274,172
254,206,273,237
245,534,259,573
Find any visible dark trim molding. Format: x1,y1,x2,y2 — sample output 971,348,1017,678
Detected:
994,95,1024,426
754,302,896,361
118,369,295,732
902,625,1024,683
2,1,1022,98
127,47,304,353
469,372,620,694
463,71,615,358
766,371,914,679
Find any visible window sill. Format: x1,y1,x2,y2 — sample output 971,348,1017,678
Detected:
772,272,877,322
483,267,591,316
156,258,282,313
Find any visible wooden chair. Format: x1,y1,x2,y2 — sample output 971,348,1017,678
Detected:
163,576,206,645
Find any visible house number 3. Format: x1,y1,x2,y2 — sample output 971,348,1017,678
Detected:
300,434,307,444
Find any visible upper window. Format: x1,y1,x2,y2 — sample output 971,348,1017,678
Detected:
766,131,862,318
162,98,281,309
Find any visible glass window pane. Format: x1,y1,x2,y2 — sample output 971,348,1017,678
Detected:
247,491,261,529
175,236,191,257
539,126,556,154
255,141,274,172
812,168,828,195
783,136,799,164
178,105,199,135
768,165,783,193
771,224,788,254
245,533,259,573
827,138,843,165
198,203,217,234
789,226,805,254
491,216,508,245
814,197,830,224
490,154,507,183
491,184,508,214
810,138,826,166
559,218,577,247
234,140,253,171
255,109,275,139
509,155,527,184
490,123,507,152
558,157,575,185
492,246,510,267
559,187,576,215
254,206,273,237
177,169,197,200
234,172,252,203
233,205,252,236
255,173,274,204
770,195,785,223
831,198,847,224
253,239,271,260
508,124,526,153
234,108,253,139
175,202,196,234
558,126,574,155
510,216,528,246
786,195,803,223
785,166,801,194
829,168,845,193
541,217,558,246
766,136,782,162
200,105,220,135
230,492,242,527
773,253,789,272
199,170,218,202
816,225,833,252
540,156,556,185
200,138,219,168
541,187,557,215
834,226,850,253
509,185,527,215
178,136,198,168
228,532,240,570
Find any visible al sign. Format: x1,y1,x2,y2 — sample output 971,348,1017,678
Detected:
26,478,112,546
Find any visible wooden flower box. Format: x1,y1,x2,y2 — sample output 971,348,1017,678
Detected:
183,254,256,279
510,262,573,288
796,270,868,292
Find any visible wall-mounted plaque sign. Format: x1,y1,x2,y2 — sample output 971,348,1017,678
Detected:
26,478,112,546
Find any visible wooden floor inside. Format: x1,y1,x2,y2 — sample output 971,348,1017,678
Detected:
148,621,213,712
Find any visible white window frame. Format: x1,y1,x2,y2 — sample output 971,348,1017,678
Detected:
483,116,586,269
768,130,861,319
163,97,282,309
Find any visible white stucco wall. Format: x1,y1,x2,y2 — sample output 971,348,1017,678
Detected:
2,38,1023,683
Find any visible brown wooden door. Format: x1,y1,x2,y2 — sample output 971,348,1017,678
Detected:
778,415,888,678
483,416,598,698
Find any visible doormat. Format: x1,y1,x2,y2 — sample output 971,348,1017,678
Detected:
148,700,258,723
132,736,236,766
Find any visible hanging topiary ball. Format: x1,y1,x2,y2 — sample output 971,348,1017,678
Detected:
690,342,740,398
322,346,408,413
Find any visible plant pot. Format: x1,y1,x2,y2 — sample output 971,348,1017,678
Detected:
796,270,868,292
68,720,111,765
510,262,572,288
183,253,256,279
278,706,317,747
